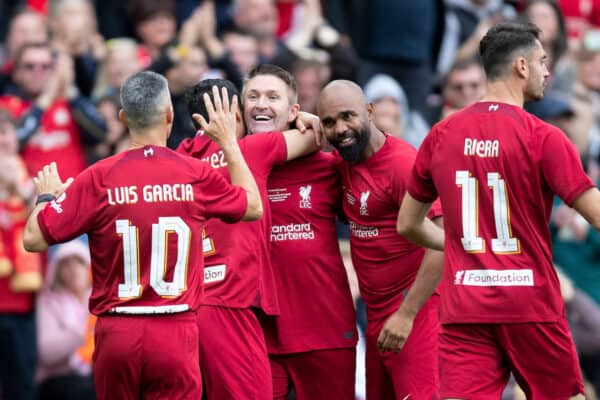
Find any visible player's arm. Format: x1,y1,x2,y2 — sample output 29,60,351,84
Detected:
281,128,319,160
572,187,600,232
23,162,74,252
378,216,444,353
194,86,262,221
396,192,444,251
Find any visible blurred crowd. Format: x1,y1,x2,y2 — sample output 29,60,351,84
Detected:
0,0,599,399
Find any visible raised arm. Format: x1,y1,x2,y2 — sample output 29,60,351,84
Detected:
194,86,262,221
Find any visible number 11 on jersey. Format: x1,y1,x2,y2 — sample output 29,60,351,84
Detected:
456,170,520,254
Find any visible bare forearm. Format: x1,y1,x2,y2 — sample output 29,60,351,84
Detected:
401,217,444,251
23,203,49,252
221,141,262,220
396,248,443,318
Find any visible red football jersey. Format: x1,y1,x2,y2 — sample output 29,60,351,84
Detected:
337,135,442,320
0,96,88,180
38,146,248,315
408,102,594,324
263,152,357,354
176,132,287,314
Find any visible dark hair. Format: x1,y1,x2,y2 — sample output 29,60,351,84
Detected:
444,58,484,86
127,0,175,25
479,21,541,80
525,0,568,69
244,64,298,103
184,79,240,130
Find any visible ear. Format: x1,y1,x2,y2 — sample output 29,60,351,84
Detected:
515,56,529,79
367,102,374,120
166,105,174,124
118,109,127,125
287,103,300,123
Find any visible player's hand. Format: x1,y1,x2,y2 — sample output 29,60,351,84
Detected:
295,111,322,146
192,86,238,147
32,162,74,197
377,309,414,353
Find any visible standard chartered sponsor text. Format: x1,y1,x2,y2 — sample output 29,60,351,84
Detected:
271,223,315,241
350,221,379,238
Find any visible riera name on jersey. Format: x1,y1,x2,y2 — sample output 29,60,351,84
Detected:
107,184,194,205
464,138,499,158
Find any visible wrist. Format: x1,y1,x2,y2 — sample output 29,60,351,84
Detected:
35,193,56,205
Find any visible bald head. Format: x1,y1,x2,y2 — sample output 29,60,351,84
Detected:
318,80,374,163
318,80,366,114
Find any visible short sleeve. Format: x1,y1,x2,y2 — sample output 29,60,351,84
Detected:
540,126,594,206
240,132,288,176
408,129,438,203
196,165,248,223
37,168,99,244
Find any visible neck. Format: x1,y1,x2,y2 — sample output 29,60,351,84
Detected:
481,78,525,108
129,128,168,148
359,124,386,163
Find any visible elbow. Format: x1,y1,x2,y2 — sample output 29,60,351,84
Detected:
23,229,47,253
396,215,412,237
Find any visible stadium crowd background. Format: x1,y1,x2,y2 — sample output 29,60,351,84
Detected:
0,0,599,399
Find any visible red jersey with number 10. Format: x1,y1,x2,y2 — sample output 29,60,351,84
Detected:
408,102,594,324
37,146,248,316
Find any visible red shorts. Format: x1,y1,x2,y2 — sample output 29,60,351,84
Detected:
365,294,440,400
197,305,271,400
270,348,356,400
439,317,585,399
93,312,201,400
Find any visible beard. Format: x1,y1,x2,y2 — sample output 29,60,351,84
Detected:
330,124,371,163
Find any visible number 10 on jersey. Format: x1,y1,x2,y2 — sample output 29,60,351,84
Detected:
456,171,520,254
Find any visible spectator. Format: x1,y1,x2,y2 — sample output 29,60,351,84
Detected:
1,8,48,74
92,38,142,100
524,0,575,97
364,73,431,148
0,42,107,179
427,57,486,124
223,28,260,76
0,109,41,400
36,239,96,400
126,0,177,60
91,93,128,162
48,0,106,97
291,59,327,114
558,0,600,49
567,29,600,169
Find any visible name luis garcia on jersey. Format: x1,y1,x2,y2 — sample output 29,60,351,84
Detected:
107,184,194,205
464,138,499,158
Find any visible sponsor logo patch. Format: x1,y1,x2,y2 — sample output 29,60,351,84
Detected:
454,269,534,286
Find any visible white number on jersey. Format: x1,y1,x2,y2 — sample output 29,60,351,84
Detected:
116,217,191,299
456,171,520,254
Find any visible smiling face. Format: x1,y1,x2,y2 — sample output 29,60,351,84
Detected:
242,74,299,133
318,84,372,163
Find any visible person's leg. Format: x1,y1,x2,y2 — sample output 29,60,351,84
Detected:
93,315,142,400
439,323,510,400
38,373,96,400
0,313,37,400
197,306,272,400
382,295,440,399
365,326,395,400
270,355,291,400
499,318,585,400
285,348,355,400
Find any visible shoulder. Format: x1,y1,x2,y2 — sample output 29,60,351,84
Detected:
240,131,285,150
176,134,212,158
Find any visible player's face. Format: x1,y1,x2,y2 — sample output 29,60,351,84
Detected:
319,99,371,163
524,40,550,101
243,74,298,133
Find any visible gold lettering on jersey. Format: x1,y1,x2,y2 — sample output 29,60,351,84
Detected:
464,138,499,158
107,184,194,205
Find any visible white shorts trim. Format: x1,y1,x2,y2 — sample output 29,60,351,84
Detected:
109,304,190,314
